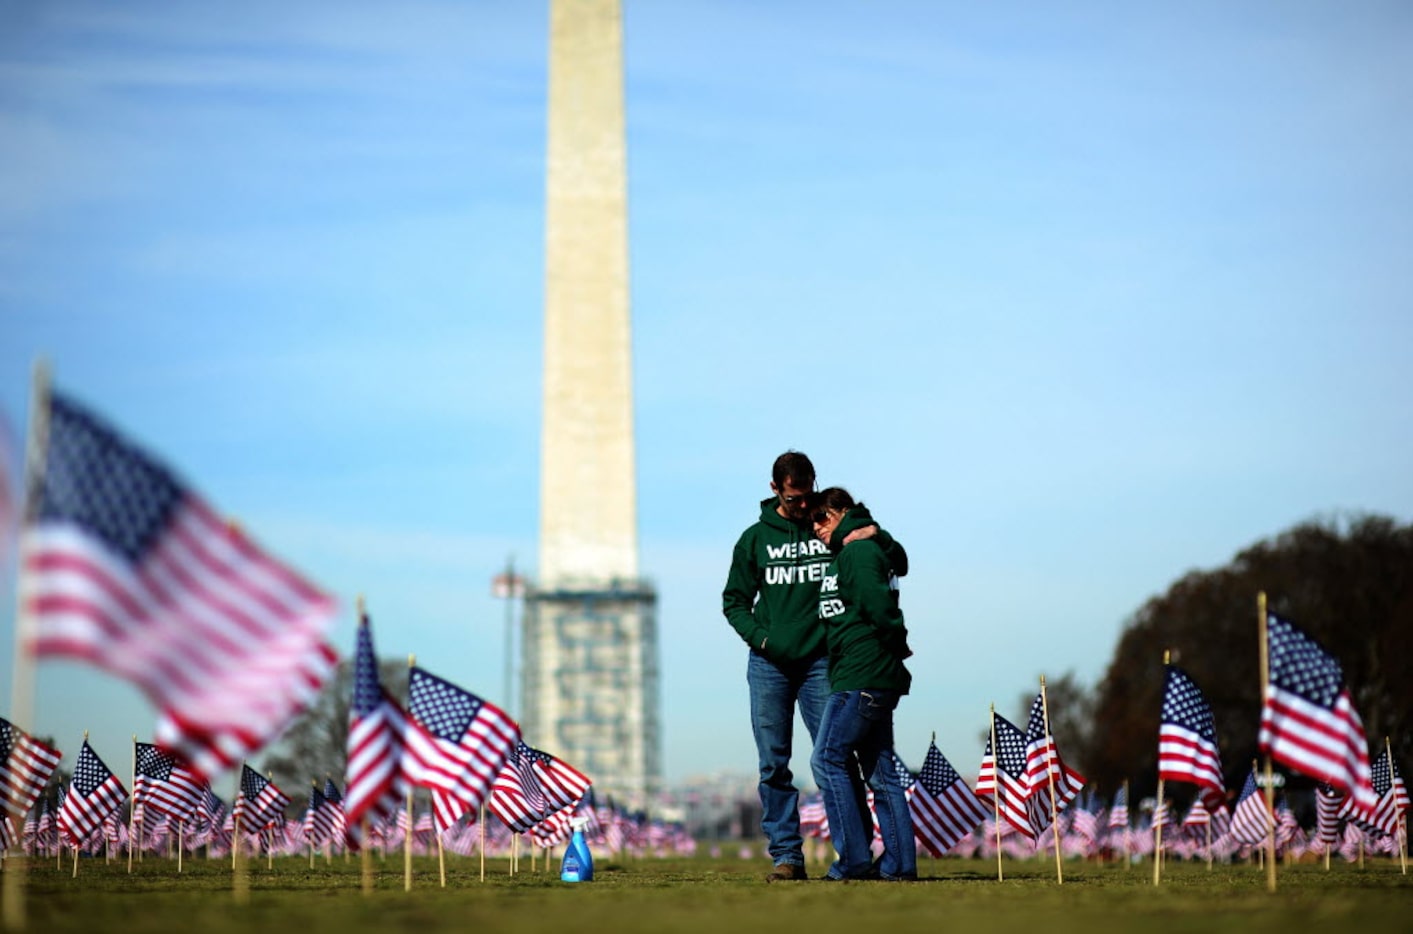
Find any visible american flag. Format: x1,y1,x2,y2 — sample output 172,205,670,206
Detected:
233,764,289,830
1108,785,1129,829
799,792,829,840
1273,796,1298,850
1258,613,1377,822
528,746,592,813
1070,791,1099,845
1314,783,1346,845
0,717,62,825
56,740,127,848
1022,692,1085,832
133,741,205,823
1151,799,1173,829
103,809,126,850
1181,796,1210,828
404,665,519,830
1228,768,1273,846
303,782,339,847
198,787,228,834
22,391,338,781
489,742,552,833
1367,746,1407,837
1157,665,1225,806
529,806,573,848
975,712,1034,838
321,777,347,844
343,614,408,845
910,740,988,856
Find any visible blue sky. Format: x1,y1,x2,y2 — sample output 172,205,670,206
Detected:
3,1,1411,791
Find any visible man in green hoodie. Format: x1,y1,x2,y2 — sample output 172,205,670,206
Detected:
722,451,907,882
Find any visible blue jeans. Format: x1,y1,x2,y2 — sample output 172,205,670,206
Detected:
747,650,830,866
811,689,916,880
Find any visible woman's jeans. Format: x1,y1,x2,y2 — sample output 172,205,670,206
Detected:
811,688,917,880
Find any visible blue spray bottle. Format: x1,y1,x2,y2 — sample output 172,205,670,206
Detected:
560,817,594,882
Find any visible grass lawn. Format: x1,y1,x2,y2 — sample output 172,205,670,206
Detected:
13,851,1411,934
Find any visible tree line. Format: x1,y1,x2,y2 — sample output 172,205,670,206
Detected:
1039,513,1411,806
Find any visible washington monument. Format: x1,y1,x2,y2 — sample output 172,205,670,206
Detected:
520,0,661,809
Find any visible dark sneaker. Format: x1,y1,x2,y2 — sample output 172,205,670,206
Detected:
765,863,808,883
871,858,915,881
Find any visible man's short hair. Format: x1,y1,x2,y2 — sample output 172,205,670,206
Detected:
772,450,816,490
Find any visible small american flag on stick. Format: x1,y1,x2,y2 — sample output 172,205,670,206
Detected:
56,740,127,848
1157,664,1226,808
133,741,205,823
910,740,988,856
404,666,519,831
1258,612,1377,823
0,717,62,825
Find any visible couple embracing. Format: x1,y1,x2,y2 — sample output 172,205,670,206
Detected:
723,451,915,883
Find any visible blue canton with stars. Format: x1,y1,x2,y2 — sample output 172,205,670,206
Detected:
985,713,1028,777
510,743,550,813
241,763,270,801
39,393,185,563
888,750,916,791
409,667,485,741
136,742,177,781
0,718,19,761
350,618,389,717
1267,614,1343,708
322,778,342,805
73,741,117,797
1371,749,1399,797
1023,693,1049,747
918,743,963,797
1235,768,1260,806
1161,665,1218,742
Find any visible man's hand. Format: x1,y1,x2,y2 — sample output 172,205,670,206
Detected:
842,524,878,546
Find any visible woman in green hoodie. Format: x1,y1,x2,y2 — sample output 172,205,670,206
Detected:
808,486,916,881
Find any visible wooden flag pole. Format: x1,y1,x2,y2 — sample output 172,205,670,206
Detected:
1390,737,1407,875
437,828,446,888
266,773,275,871
404,653,416,893
479,803,486,882
232,764,249,904
403,787,414,891
177,819,184,873
127,735,138,873
1256,592,1276,893
309,782,317,869
3,360,50,934
1205,816,1213,871
73,735,85,879
988,704,1003,882
1122,779,1131,869
1154,651,1170,887
1039,677,1064,885
360,817,373,895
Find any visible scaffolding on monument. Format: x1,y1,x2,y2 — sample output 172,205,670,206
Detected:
520,578,661,806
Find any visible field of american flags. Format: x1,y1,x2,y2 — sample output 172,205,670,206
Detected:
19,852,1411,934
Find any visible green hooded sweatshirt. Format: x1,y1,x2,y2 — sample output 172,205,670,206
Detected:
817,504,912,694
723,497,908,666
